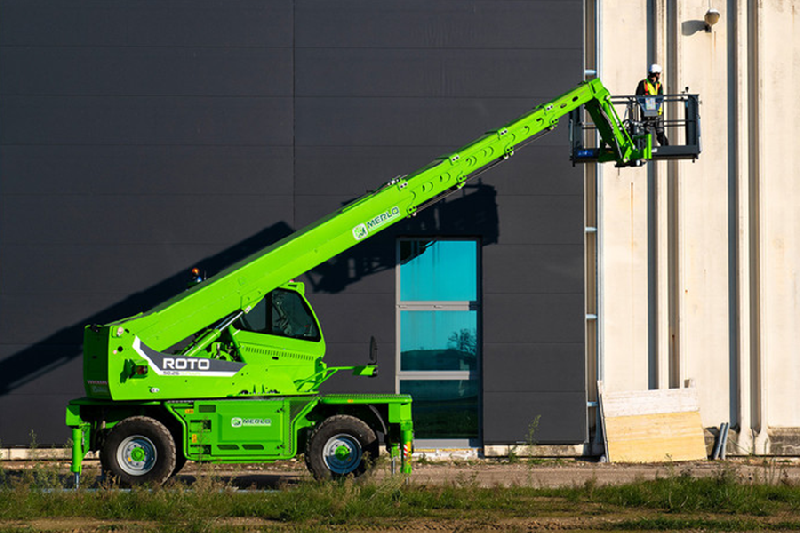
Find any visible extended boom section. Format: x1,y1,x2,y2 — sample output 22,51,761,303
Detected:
99,79,648,378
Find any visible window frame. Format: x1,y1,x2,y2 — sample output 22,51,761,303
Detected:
396,237,481,448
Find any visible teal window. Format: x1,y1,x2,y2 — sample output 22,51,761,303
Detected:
400,310,478,371
399,240,477,301
397,239,480,445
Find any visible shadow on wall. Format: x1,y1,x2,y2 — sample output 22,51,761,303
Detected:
0,182,499,414
681,20,708,36
306,181,499,293
0,222,295,397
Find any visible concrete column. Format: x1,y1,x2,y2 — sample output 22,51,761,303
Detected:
652,0,672,391
596,0,650,393
757,0,800,450
733,0,755,455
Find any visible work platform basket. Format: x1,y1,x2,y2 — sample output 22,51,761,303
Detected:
569,92,701,164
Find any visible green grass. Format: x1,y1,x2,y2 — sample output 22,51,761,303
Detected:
586,467,800,516
1,464,799,532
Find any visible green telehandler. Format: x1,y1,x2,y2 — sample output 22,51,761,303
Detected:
66,78,693,486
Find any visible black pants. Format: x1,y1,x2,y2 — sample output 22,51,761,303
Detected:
644,117,669,146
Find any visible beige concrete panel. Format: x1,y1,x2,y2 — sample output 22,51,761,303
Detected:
591,0,800,454
673,1,732,426
758,0,800,428
597,1,651,393
598,0,650,95
599,167,651,391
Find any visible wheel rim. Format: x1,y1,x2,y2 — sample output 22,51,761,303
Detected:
322,433,362,474
117,435,157,476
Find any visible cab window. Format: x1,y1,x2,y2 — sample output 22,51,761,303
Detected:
237,289,321,341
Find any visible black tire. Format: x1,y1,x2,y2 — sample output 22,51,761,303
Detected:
101,416,177,487
305,415,378,480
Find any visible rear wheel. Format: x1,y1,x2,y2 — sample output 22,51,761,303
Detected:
101,416,176,487
306,415,378,479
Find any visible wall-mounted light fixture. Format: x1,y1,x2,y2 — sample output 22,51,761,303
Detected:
704,8,721,32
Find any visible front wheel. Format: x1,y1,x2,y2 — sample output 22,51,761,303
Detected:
101,416,177,487
306,415,378,480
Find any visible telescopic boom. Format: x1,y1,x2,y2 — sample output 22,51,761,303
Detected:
110,78,649,353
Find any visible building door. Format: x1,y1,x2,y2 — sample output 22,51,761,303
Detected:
396,239,480,447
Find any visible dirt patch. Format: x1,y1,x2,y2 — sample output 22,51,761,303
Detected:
1,518,154,532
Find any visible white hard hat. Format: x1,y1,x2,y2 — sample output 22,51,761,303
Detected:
649,63,663,74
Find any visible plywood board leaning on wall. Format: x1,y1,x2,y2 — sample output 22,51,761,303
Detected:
598,381,707,462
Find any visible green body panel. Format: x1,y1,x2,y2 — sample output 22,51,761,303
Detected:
165,397,315,462
66,394,413,469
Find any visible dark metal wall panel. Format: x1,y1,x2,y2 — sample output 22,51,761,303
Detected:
482,391,586,444
0,394,80,446
0,0,584,447
0,294,113,348
1,353,82,397
482,245,584,294
0,48,292,97
301,238,398,297
0,146,294,196
296,48,579,99
0,196,293,246
0,96,293,146
494,195,584,245
483,344,585,392
295,0,580,50
483,294,584,345
318,340,398,394
0,1,292,47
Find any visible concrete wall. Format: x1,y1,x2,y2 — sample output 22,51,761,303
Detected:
592,0,800,454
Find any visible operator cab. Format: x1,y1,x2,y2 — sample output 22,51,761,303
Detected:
230,283,325,375
236,288,321,342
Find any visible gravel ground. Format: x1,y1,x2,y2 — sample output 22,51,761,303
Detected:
5,455,796,489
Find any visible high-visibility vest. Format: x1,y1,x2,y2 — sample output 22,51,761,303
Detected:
644,80,661,95
643,80,663,115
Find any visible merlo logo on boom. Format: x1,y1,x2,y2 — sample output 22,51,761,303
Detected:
352,206,401,241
